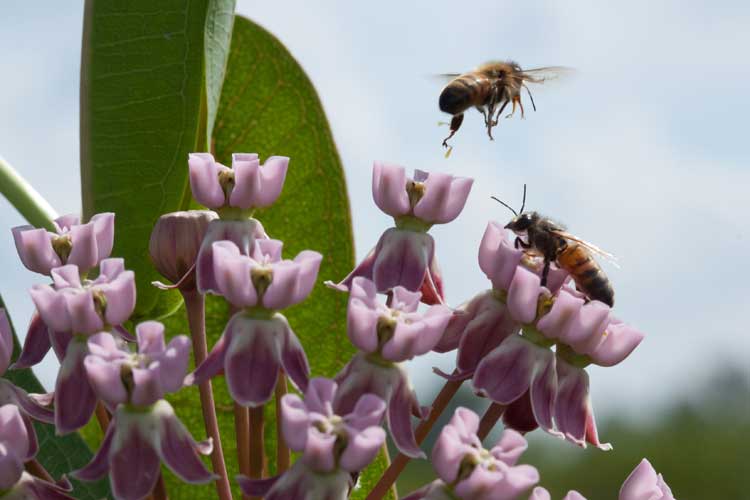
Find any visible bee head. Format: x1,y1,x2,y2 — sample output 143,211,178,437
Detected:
505,212,535,231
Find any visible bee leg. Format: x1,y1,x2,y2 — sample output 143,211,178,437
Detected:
541,259,550,287
493,99,510,125
518,97,526,119
514,237,531,249
442,114,464,148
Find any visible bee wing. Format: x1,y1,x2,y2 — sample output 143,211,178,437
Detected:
550,230,621,268
512,66,576,84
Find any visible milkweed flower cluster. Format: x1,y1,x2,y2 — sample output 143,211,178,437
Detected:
0,153,672,500
438,221,644,448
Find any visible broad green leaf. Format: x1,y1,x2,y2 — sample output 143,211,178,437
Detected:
80,0,236,321
159,15,393,499
0,297,111,499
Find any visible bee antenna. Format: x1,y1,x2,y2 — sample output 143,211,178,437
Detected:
519,184,527,214
491,196,518,216
523,84,537,112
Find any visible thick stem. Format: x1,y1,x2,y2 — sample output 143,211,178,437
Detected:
182,290,233,500
275,373,290,474
477,402,506,441
94,401,110,432
235,403,251,499
24,459,53,482
0,155,58,230
248,405,266,500
366,378,464,500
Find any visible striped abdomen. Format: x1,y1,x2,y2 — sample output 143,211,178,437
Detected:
557,243,614,307
439,73,493,115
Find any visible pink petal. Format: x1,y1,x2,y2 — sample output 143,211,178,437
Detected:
155,403,217,483
90,212,115,262
372,228,433,293
590,322,644,367
72,421,115,481
289,250,322,306
473,335,538,404
22,413,39,459
302,428,337,472
478,223,523,291
432,407,480,483
84,355,127,407
136,321,166,354
212,241,258,307
186,330,228,387
346,393,387,430
456,299,517,375
4,382,54,424
66,221,98,271
559,300,610,355
372,162,410,217
529,487,552,500
237,156,288,208
156,335,192,393
419,254,445,305
279,318,310,394
339,426,386,472
390,286,421,312
98,258,125,279
303,377,337,415
0,444,23,490
413,172,473,224
66,290,104,334
387,378,425,458
0,404,29,460
224,318,281,406
280,394,310,451
29,285,72,333
619,459,671,500
490,429,528,466
101,271,136,327
325,248,376,293
237,475,280,497
563,491,588,500
189,153,226,208
0,309,12,374
528,351,561,437
54,339,97,434
110,421,161,500
9,313,51,370
537,289,585,341
54,214,79,231
51,265,81,289
12,225,60,275
502,392,539,434
229,155,262,209
382,305,452,362
131,367,163,406
507,267,542,324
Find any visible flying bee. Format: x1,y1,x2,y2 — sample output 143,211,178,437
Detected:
438,61,571,149
494,186,616,307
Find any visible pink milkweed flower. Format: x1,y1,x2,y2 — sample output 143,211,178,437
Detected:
12,213,114,277
528,488,587,500
0,404,74,499
403,407,539,500
332,278,451,458
529,458,675,500
187,239,321,406
84,323,191,409
26,260,136,434
29,259,135,336
0,309,54,457
619,459,675,500
238,377,386,499
188,152,289,212
188,152,288,293
456,223,643,449
327,162,472,305
74,399,216,500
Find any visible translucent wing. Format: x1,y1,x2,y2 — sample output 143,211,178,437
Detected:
430,73,463,84
513,66,576,84
550,230,621,268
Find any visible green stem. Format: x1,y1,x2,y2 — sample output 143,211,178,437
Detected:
0,155,58,230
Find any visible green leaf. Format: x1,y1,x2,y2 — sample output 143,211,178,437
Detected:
159,15,394,499
0,297,111,499
80,0,236,321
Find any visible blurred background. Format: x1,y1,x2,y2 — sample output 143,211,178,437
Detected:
0,1,748,497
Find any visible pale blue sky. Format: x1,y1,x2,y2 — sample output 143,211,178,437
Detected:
1,1,748,419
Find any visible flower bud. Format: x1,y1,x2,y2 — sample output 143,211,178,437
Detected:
149,210,218,291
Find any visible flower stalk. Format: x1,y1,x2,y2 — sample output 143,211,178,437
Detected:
0,155,58,231
477,402,506,440
275,372,290,474
182,289,232,500
248,405,266,499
